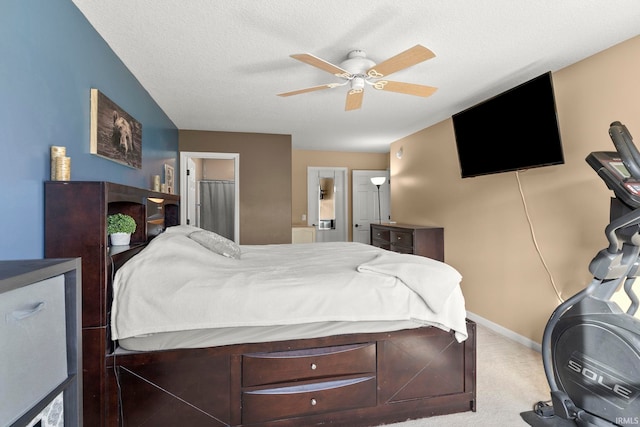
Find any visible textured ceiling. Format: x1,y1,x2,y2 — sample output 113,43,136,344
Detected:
71,0,640,152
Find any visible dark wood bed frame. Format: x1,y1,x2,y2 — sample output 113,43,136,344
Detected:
44,181,476,427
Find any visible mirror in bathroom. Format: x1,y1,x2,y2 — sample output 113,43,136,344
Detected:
318,177,335,230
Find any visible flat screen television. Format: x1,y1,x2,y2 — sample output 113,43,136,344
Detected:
452,71,564,178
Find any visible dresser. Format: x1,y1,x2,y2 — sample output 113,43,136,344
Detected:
0,258,82,427
370,223,444,261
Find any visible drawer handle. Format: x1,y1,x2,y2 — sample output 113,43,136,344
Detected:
10,302,45,321
310,398,317,406
310,363,317,370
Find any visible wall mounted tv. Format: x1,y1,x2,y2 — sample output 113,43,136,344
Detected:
452,71,564,178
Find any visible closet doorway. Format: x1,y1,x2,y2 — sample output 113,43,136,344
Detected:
179,152,240,243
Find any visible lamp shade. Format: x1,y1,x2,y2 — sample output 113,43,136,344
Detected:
370,176,386,186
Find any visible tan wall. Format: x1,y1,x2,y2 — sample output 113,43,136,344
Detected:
389,35,640,344
291,150,389,241
179,130,292,245
203,159,234,181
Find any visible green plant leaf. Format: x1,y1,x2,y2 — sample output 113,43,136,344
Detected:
107,213,137,234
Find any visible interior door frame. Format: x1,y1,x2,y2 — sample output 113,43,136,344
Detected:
179,151,240,243
307,167,348,242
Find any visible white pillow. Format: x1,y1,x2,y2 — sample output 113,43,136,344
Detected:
164,224,203,236
188,230,241,259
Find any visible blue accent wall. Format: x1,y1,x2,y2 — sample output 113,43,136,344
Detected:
0,0,179,260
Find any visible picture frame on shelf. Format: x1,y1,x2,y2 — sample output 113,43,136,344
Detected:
90,88,142,169
164,164,174,194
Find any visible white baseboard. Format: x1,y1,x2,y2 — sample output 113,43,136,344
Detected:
466,311,542,353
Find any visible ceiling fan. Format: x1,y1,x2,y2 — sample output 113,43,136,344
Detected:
277,44,437,111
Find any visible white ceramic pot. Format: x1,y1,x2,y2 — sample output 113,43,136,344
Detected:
110,232,131,246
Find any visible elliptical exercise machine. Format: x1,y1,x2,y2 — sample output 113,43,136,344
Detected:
533,121,640,427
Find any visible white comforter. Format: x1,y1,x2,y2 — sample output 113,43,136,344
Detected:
111,228,468,343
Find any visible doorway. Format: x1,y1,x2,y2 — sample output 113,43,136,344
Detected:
179,152,240,243
307,167,348,242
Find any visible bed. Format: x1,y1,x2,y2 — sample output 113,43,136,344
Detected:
44,180,475,427
105,225,476,426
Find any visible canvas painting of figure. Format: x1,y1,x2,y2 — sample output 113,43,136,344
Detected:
90,88,142,169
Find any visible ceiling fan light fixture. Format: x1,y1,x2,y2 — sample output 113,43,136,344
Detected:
351,77,365,91
279,45,437,111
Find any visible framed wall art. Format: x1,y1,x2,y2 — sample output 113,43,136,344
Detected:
90,88,142,169
164,164,174,194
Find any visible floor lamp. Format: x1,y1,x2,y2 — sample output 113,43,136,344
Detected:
370,176,386,224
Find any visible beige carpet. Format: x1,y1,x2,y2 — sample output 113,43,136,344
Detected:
382,324,551,426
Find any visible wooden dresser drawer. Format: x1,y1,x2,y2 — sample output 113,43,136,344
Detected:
371,227,390,242
390,244,414,254
371,240,390,250
243,343,376,387
391,230,413,248
242,376,376,423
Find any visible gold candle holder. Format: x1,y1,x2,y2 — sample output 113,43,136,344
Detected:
50,146,66,180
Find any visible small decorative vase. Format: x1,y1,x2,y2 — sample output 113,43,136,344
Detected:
110,232,131,246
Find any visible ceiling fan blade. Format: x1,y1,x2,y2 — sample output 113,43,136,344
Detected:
345,90,363,111
367,45,435,78
372,80,437,97
277,84,337,97
290,53,351,77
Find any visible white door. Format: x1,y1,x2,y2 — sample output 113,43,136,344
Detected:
307,167,348,242
352,170,390,244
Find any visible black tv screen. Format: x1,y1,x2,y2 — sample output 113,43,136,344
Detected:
452,72,564,178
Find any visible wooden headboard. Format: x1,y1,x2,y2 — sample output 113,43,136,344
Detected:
44,181,180,427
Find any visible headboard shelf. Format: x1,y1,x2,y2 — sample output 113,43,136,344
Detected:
44,180,180,427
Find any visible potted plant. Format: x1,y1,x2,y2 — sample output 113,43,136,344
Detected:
107,213,137,246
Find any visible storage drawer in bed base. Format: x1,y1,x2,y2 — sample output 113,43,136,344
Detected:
242,343,376,387
108,321,477,427
242,342,378,424
242,376,376,424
